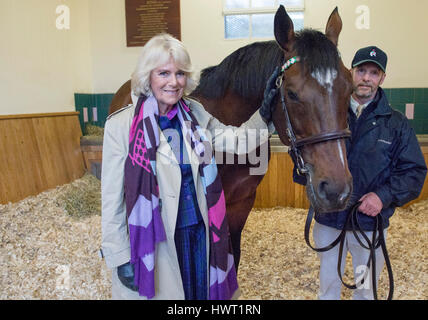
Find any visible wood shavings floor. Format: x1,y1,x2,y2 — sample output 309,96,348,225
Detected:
1,175,426,300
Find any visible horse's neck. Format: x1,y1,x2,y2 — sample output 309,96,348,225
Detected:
195,93,261,127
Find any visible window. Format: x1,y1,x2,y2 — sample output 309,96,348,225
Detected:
224,0,305,39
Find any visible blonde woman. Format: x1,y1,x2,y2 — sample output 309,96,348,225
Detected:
101,33,278,300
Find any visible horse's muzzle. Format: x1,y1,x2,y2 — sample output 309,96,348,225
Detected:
316,178,352,211
305,166,353,213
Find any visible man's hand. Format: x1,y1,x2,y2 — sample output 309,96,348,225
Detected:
358,192,383,217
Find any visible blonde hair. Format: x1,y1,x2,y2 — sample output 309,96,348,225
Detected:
131,33,199,97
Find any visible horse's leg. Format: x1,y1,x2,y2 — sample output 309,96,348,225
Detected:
226,193,257,272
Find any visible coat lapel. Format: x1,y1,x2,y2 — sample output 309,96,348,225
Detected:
157,130,179,165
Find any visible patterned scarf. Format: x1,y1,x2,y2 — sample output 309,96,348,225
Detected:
124,95,238,299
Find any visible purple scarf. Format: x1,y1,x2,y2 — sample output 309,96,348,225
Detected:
124,95,238,299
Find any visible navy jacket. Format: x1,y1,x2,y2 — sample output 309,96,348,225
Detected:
294,88,427,230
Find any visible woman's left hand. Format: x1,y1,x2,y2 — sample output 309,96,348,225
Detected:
117,261,139,291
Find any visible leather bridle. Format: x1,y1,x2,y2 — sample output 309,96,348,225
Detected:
276,56,351,175
305,202,394,300
276,57,394,299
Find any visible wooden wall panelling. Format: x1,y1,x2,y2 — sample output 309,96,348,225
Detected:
254,152,310,209
0,120,17,202
33,116,62,187
404,148,428,207
12,118,45,199
52,115,82,183
1,119,27,202
0,112,85,204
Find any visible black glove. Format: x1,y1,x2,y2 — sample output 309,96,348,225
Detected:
259,66,280,124
117,261,138,291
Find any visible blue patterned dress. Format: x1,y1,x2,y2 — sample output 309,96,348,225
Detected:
158,109,207,300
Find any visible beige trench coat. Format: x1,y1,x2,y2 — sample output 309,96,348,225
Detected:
101,95,271,299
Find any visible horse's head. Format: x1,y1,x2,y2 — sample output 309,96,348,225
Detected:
272,5,353,213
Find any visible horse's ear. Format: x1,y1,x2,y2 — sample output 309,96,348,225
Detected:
325,7,342,47
274,5,295,53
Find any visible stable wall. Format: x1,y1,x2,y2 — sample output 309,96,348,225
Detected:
305,0,428,89
87,0,428,93
0,0,93,115
0,112,85,204
1,0,428,116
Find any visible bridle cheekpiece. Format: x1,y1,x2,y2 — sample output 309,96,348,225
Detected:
275,56,351,175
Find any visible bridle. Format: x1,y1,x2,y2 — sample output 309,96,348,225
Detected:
277,57,394,299
276,56,351,175
305,202,394,300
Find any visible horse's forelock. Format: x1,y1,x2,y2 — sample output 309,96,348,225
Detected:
294,29,340,74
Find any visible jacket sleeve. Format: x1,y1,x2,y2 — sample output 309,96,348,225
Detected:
101,117,131,268
206,110,275,155
375,122,427,210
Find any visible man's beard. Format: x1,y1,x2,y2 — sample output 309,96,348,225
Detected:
353,84,377,99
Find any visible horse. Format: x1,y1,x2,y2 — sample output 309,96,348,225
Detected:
108,5,353,270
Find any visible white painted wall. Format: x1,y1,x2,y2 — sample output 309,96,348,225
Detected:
1,0,427,115
0,0,93,115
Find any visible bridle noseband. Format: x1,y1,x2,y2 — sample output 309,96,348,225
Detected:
276,56,351,175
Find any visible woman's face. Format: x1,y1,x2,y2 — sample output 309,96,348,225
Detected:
150,58,187,114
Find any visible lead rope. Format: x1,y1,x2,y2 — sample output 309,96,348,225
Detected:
304,202,394,300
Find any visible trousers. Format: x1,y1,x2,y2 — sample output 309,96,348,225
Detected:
313,221,387,300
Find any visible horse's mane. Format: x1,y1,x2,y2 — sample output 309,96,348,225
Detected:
191,29,339,101
191,41,283,101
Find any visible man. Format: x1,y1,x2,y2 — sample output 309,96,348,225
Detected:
296,46,427,299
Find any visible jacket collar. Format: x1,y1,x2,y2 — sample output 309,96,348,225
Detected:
364,87,392,118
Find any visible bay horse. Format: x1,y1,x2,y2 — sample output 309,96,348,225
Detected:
108,6,353,269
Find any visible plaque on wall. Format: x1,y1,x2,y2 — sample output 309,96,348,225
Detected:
125,0,181,47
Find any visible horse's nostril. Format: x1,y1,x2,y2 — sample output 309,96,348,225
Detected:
317,180,351,204
338,184,351,203
317,180,329,200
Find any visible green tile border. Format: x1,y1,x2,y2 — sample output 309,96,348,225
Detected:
414,103,428,119
74,89,428,134
385,88,428,133
74,93,114,133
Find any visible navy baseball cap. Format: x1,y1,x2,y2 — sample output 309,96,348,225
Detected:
351,46,388,72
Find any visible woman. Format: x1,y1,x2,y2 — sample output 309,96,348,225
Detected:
101,33,278,300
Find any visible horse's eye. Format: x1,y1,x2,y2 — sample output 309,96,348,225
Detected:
287,90,299,101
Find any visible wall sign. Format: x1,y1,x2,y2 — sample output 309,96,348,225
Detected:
125,0,181,47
